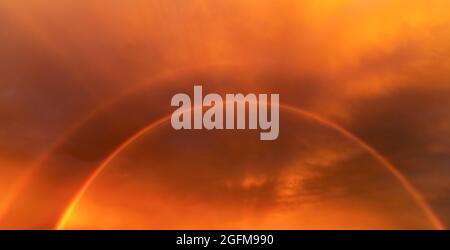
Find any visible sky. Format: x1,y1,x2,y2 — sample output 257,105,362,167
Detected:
0,0,449,229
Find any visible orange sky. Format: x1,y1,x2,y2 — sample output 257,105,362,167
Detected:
0,0,450,229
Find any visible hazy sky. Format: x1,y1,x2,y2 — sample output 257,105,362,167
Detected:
0,0,449,229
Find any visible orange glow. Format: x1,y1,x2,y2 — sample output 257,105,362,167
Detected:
1,0,450,229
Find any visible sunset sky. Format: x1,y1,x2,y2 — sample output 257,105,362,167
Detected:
0,0,449,229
